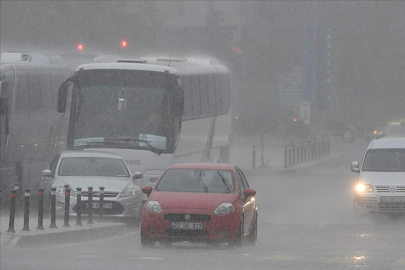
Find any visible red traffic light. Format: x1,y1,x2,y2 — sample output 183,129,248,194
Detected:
77,43,84,51
120,40,128,48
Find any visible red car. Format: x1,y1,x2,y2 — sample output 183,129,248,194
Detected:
140,163,258,247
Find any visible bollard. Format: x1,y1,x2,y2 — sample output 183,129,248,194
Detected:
76,187,83,226
63,184,70,227
87,187,94,224
49,187,57,228
99,186,105,221
22,188,30,231
288,146,292,167
7,189,17,233
36,188,45,230
284,145,288,168
14,183,21,216
252,146,256,169
292,144,296,166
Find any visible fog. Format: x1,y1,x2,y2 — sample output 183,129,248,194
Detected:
3,1,405,136
3,2,405,268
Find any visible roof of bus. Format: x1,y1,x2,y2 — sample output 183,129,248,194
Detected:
75,62,178,75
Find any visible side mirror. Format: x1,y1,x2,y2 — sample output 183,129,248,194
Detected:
243,188,256,198
42,169,54,178
351,161,360,173
142,186,153,197
132,172,143,180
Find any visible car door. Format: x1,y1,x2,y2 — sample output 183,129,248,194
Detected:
235,168,255,235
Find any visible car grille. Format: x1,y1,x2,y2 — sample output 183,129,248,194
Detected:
73,201,124,215
378,203,405,212
165,229,209,237
164,214,211,221
81,192,119,198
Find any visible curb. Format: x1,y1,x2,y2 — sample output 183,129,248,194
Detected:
2,223,129,248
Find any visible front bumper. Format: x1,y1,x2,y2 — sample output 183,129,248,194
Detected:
141,208,240,242
55,194,142,218
354,194,405,213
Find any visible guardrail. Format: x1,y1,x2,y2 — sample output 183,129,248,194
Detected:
284,136,330,168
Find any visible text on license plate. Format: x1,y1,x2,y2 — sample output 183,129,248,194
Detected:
92,202,113,209
381,196,405,202
171,222,203,230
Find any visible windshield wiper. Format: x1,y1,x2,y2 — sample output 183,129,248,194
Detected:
199,171,208,193
217,171,230,193
78,138,164,155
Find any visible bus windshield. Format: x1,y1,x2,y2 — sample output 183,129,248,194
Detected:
71,70,174,152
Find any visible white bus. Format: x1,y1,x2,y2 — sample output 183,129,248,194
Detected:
0,52,72,205
57,56,232,195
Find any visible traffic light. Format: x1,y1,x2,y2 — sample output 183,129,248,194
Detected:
76,43,84,51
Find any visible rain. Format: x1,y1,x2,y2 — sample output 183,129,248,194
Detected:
2,1,405,270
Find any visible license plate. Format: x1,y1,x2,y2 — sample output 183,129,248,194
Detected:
171,222,203,230
92,202,113,209
381,196,405,202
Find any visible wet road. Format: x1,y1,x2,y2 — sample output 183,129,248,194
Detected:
3,138,405,269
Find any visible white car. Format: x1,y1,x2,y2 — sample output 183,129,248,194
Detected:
351,137,405,213
42,150,143,224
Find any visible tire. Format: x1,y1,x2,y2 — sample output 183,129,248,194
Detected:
140,227,155,248
247,214,258,245
230,216,244,247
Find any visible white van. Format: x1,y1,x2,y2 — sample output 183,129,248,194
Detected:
351,137,405,213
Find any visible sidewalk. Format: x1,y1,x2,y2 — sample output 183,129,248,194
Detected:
0,212,128,248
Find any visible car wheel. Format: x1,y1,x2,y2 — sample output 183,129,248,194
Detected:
342,128,356,143
141,227,155,248
247,214,258,245
230,216,244,247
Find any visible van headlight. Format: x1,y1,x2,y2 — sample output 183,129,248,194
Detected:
355,183,373,193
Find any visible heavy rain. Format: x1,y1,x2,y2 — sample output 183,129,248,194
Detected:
2,1,405,270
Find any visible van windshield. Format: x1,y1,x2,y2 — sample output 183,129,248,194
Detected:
363,149,405,172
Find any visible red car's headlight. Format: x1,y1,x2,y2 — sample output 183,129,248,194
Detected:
214,203,235,215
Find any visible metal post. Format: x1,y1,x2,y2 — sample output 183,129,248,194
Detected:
99,186,105,221
37,188,45,230
87,187,94,224
49,187,57,228
252,146,256,169
76,187,83,226
284,145,288,168
14,183,21,216
7,189,17,233
22,188,30,231
63,184,70,227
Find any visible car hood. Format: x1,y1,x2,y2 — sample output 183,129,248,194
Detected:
54,176,132,192
150,191,235,210
360,171,405,185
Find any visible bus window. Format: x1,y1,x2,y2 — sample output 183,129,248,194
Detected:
208,75,217,115
191,75,201,117
26,70,42,110
220,74,231,114
15,70,29,111
40,70,53,110
200,75,209,116
215,74,222,113
182,76,193,118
